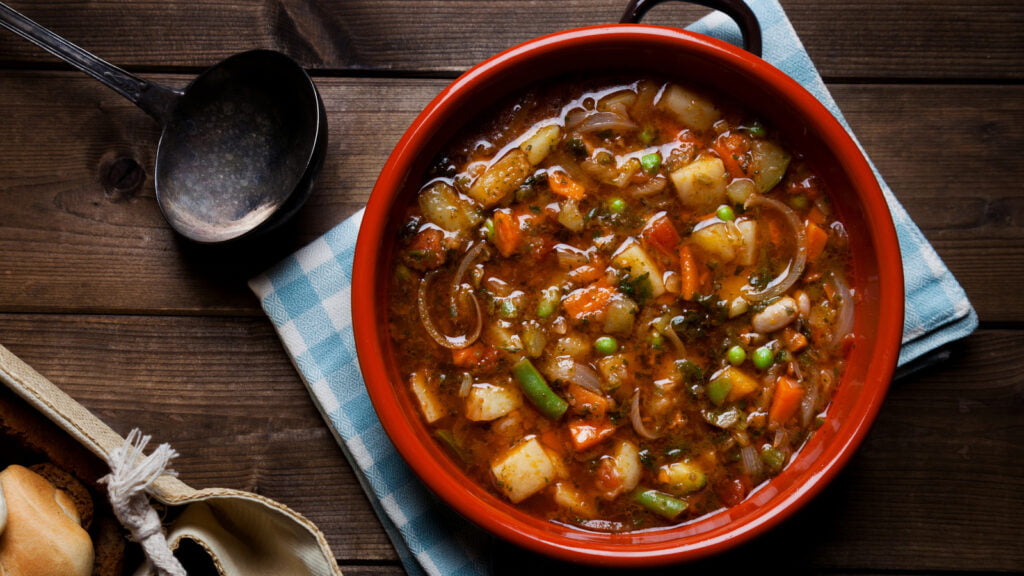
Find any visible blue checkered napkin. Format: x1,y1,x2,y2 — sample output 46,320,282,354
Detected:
249,1,977,574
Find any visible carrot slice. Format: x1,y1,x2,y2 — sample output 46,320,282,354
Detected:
568,420,617,451
566,383,611,419
805,220,829,261
642,213,681,257
713,132,750,179
562,283,614,321
769,375,805,426
548,168,586,200
492,209,522,257
451,342,499,370
679,244,700,301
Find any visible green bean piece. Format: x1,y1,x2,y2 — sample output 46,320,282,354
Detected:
633,489,689,520
706,375,733,406
536,285,561,318
512,357,569,420
760,445,787,472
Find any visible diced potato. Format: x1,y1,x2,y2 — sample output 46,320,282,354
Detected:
553,334,591,360
408,370,446,424
491,436,556,503
597,440,642,499
657,460,707,495
596,354,631,391
418,180,483,232
734,218,758,266
726,178,756,205
519,124,562,165
611,238,666,298
669,155,728,212
557,198,585,233
552,481,597,518
717,365,761,402
692,217,756,267
691,221,738,263
485,320,522,352
468,149,532,208
603,294,638,334
656,84,721,132
749,139,791,192
465,383,523,422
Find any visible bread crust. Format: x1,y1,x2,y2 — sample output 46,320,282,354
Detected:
0,465,94,576
0,385,129,576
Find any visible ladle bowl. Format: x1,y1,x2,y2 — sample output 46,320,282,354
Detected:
0,3,327,244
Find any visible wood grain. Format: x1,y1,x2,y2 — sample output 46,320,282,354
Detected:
0,0,1020,573
0,73,1020,320
1,316,1019,571
0,0,1019,80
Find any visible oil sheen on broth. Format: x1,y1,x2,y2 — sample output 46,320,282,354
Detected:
387,76,855,532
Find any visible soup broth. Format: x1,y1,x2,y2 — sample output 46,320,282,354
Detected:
387,76,854,531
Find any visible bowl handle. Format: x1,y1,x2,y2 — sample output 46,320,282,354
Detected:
619,0,763,57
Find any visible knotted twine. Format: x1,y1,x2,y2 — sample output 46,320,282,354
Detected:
100,429,186,576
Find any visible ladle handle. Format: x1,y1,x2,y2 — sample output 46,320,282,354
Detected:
0,2,180,123
619,0,763,57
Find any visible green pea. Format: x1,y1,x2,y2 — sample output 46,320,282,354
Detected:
640,127,657,145
595,336,619,355
788,195,809,210
752,346,775,370
650,332,665,350
640,152,662,174
484,218,495,239
716,205,736,221
726,345,747,366
608,197,627,214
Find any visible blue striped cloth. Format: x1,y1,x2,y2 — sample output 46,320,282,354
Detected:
249,1,977,573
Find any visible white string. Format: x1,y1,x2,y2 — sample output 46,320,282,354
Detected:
100,429,186,576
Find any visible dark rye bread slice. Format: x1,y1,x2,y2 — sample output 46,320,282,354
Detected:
0,384,135,576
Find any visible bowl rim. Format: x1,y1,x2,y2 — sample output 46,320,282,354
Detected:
353,23,904,567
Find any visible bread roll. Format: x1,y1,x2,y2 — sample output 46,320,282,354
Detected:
0,465,94,576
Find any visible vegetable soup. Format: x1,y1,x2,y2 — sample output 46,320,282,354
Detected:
386,76,855,531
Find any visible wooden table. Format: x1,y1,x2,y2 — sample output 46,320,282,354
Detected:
1,1,1020,574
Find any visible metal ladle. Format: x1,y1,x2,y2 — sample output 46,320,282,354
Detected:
0,3,327,244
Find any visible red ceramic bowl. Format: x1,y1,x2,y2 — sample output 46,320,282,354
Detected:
352,22,904,568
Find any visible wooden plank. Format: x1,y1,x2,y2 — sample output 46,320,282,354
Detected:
0,317,1019,572
0,0,1019,81
831,83,1024,324
0,314,398,562
1,73,1020,321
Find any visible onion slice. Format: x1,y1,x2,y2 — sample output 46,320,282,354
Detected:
630,391,663,440
566,110,638,134
830,271,855,346
741,194,807,302
418,270,482,349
